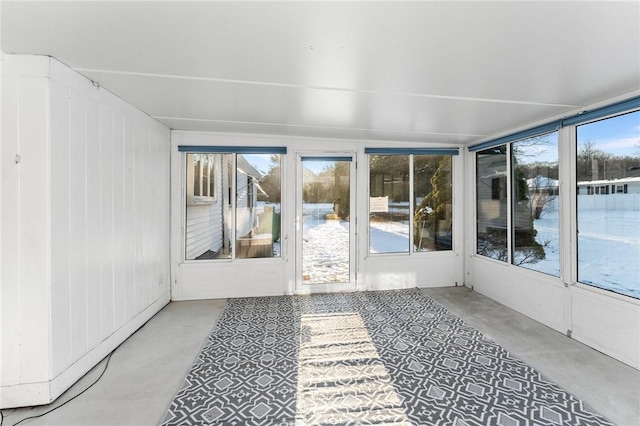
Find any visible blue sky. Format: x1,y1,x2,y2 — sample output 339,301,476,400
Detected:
577,110,640,158
243,154,276,175
243,155,335,175
517,110,639,164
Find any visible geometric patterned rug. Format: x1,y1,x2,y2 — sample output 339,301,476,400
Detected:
159,288,613,425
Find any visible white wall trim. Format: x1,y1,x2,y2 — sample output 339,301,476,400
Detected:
0,292,170,409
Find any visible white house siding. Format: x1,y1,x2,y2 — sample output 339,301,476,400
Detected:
185,202,223,259
0,54,171,408
577,178,640,195
236,171,254,238
185,156,224,259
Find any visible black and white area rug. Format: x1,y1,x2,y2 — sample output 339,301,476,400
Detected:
160,289,612,425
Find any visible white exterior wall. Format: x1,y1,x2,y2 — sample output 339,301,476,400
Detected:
185,203,223,259
0,54,171,408
185,154,225,259
235,172,254,238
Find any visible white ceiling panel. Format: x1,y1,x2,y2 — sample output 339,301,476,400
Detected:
2,1,639,145
80,69,577,143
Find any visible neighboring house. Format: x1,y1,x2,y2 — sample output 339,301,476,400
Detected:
185,154,264,259
577,176,640,195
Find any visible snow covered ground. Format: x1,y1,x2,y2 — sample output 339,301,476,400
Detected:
576,208,639,298
298,201,639,299
302,203,350,284
529,198,639,298
370,221,410,253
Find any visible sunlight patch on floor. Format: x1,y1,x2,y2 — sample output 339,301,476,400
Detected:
295,312,411,425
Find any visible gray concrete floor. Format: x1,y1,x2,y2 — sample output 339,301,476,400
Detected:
2,287,638,426
421,287,640,426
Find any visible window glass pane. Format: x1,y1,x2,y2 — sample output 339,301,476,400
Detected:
301,159,351,284
201,155,209,197
576,110,640,298
414,155,452,251
476,146,508,261
236,154,282,259
185,153,233,260
369,155,410,253
208,154,216,197
512,133,560,276
193,154,201,196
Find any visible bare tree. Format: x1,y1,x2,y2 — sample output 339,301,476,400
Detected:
527,176,557,219
577,140,611,180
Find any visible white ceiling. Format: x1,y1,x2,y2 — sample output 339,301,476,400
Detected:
2,1,639,145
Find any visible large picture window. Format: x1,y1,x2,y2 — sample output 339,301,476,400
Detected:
181,147,284,261
476,146,508,261
512,134,560,276
475,132,560,277
369,154,410,253
368,150,454,254
576,111,640,298
473,97,640,298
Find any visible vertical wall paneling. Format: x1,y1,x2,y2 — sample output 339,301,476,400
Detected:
1,55,171,409
18,77,51,383
1,69,23,386
85,97,102,351
100,104,115,339
50,80,72,377
123,117,135,323
112,112,126,328
68,87,89,363
141,128,151,308
132,123,142,314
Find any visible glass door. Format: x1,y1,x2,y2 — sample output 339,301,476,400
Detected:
296,155,356,292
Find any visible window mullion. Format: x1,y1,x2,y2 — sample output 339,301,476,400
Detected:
507,144,513,265
231,154,237,260
409,155,415,253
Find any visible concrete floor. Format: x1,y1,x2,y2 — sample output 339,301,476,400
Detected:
2,287,638,426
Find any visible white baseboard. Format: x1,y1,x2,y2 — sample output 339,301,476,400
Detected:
0,292,171,409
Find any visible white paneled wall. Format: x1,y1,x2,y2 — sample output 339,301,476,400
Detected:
1,54,171,408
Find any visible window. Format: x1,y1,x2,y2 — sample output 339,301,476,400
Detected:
512,133,559,276
369,154,410,253
476,146,508,261
187,153,216,203
475,132,560,277
368,151,454,254
414,155,453,252
576,110,640,299
182,148,284,261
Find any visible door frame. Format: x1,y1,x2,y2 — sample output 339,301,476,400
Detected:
294,152,358,294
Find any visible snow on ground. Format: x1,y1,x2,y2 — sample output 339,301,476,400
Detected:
576,208,639,298
370,221,410,253
298,201,639,299
529,199,639,298
302,204,350,284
